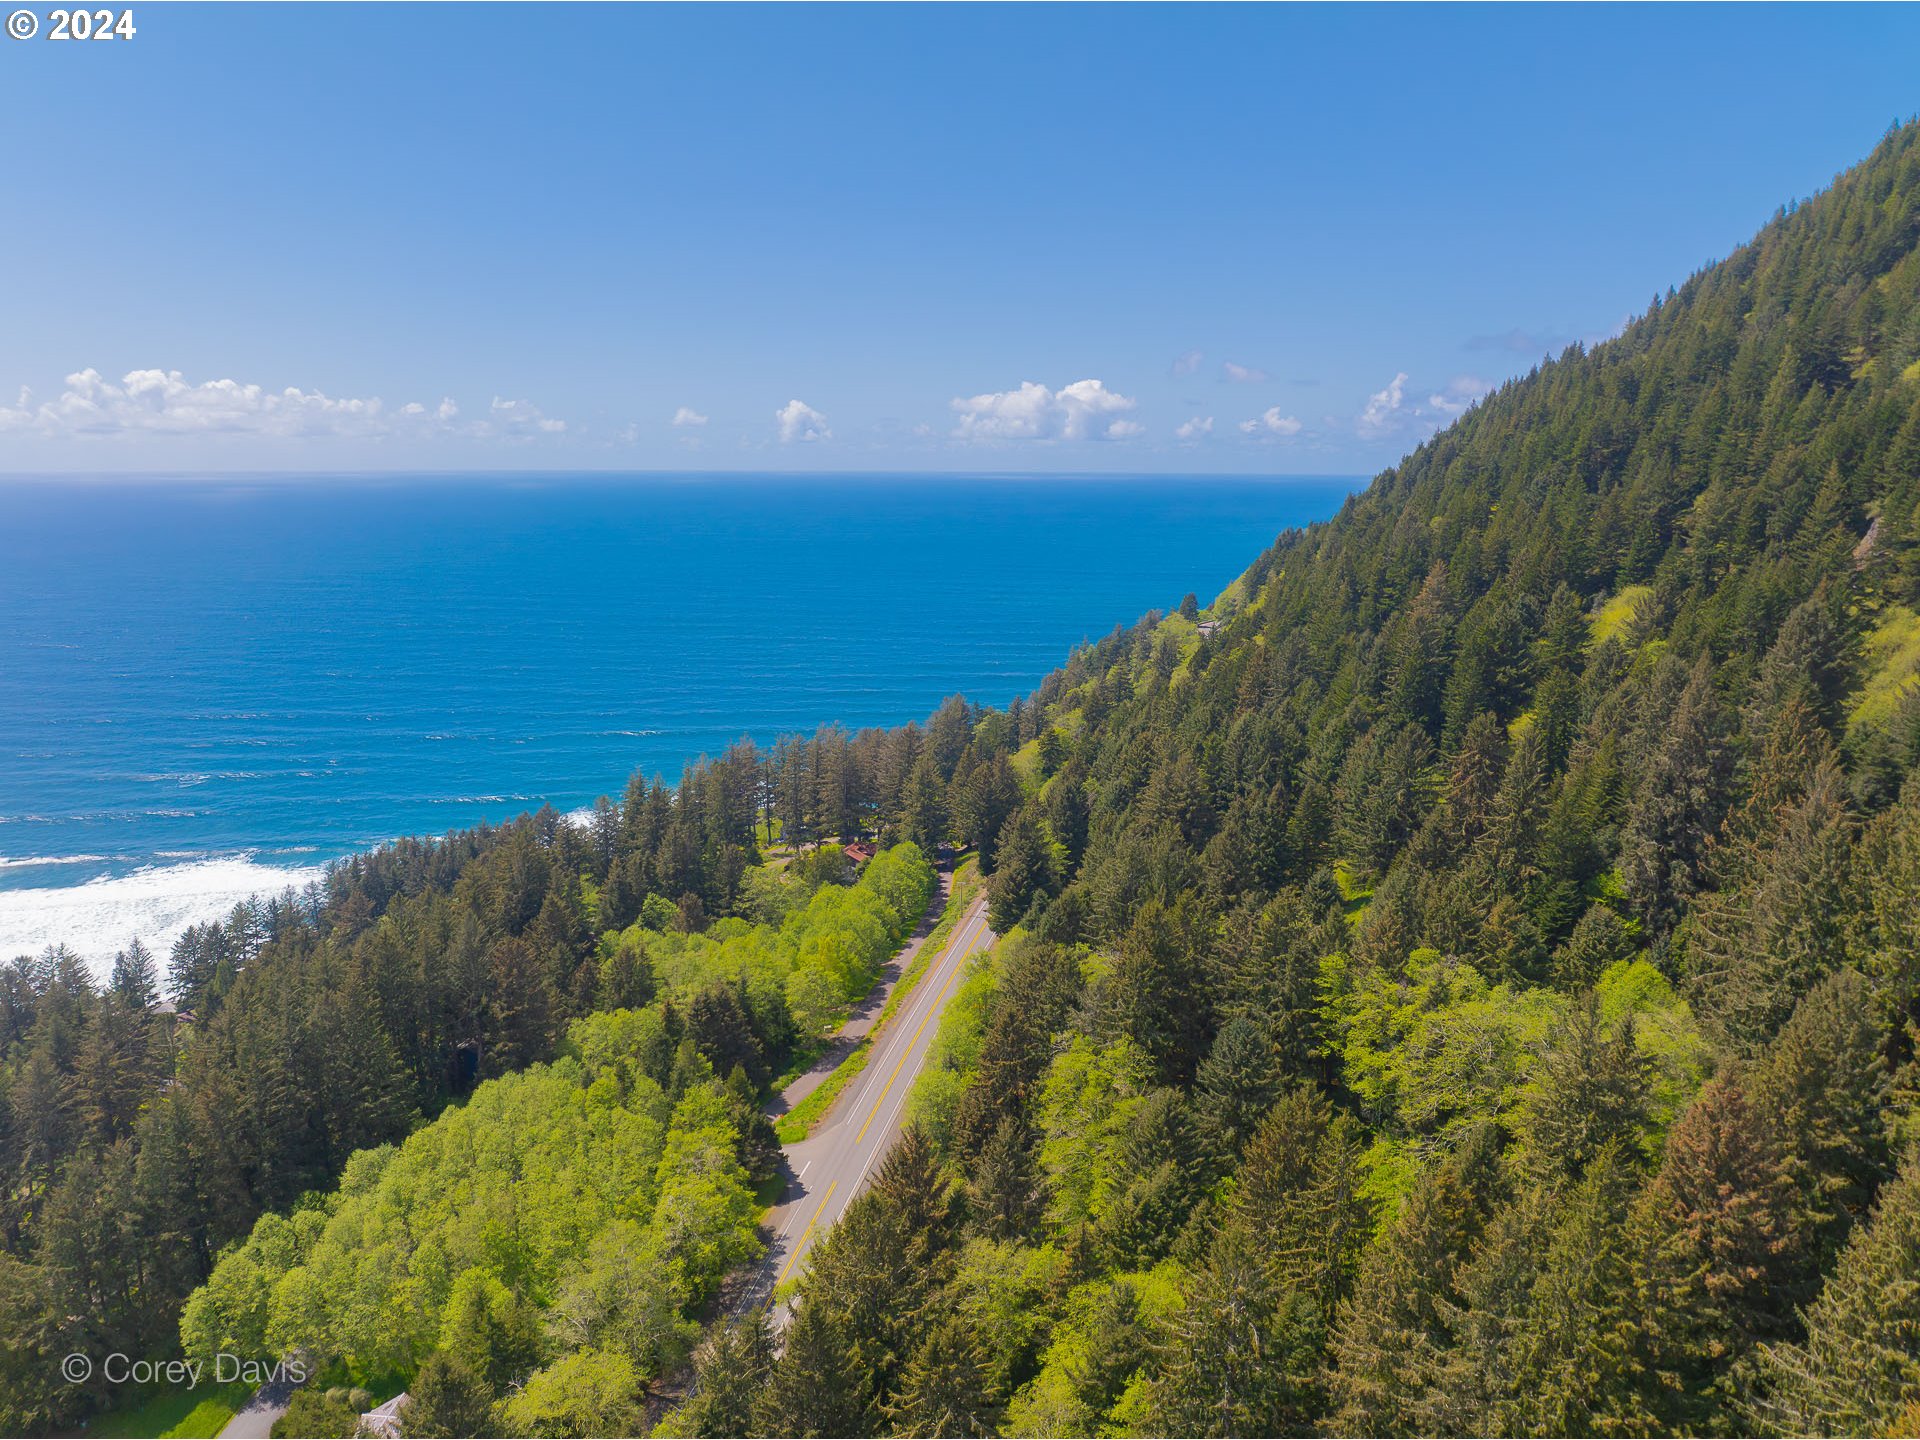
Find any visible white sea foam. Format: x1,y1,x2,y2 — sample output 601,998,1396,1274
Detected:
0,856,329,977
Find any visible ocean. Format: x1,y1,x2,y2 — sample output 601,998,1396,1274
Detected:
0,473,1358,970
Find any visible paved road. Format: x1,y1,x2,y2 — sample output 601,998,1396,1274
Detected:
772,868,952,1116
216,1362,304,1438
747,893,994,1314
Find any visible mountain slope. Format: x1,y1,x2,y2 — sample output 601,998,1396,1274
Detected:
11,121,1920,1440
701,121,1920,1438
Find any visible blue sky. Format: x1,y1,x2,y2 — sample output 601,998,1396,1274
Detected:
1,2,1915,474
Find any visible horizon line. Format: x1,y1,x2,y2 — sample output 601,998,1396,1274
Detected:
0,467,1374,483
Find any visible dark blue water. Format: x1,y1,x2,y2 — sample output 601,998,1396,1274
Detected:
0,474,1356,962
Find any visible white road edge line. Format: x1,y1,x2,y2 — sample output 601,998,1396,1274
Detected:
774,896,992,1281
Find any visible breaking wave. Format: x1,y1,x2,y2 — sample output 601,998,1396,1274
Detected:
0,855,330,977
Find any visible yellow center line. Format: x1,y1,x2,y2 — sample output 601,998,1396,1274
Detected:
852,905,983,1145
775,1178,838,1286
773,899,991,1290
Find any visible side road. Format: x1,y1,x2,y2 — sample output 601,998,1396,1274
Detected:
770,862,956,1119
744,888,993,1317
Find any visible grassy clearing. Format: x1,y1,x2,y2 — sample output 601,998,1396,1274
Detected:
83,1381,253,1440
774,859,982,1144
1011,734,1044,784
775,1048,871,1145
1211,570,1251,615
1155,612,1203,691
1332,858,1375,928
1850,604,1920,734
1591,584,1654,645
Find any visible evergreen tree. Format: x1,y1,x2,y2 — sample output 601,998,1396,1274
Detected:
1327,1125,1508,1437
1194,1013,1284,1154
871,1123,958,1250
1550,903,1638,988
1432,1147,1643,1436
1745,597,1852,746
1517,992,1651,1182
987,809,1050,932
441,1269,545,1392
1620,657,1733,933
1429,709,1507,861
401,1352,496,1439
1631,1074,1797,1432
596,933,655,1011
672,1309,774,1439
271,1388,365,1439
1750,967,1892,1265
1333,723,1437,874
1474,721,1551,898
886,1310,1001,1437
686,984,769,1090
1686,756,1855,1053
1043,765,1092,876
755,1298,867,1438
968,1114,1044,1241
952,937,1083,1157
1758,1160,1920,1436
952,755,1020,872
109,939,159,1012
482,934,554,1076
900,752,949,852
1111,896,1216,1085
0,1253,70,1435
1146,1224,1326,1436
1853,772,1920,1066
761,1136,960,1434
1234,1084,1371,1319
167,921,233,1014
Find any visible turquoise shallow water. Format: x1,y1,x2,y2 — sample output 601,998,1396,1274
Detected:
0,473,1357,960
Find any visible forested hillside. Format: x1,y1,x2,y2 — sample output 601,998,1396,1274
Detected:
8,118,1920,1438
167,844,936,1434
0,825,936,1432
668,122,1920,1437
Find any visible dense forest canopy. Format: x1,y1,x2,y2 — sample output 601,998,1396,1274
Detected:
670,120,1920,1438
7,119,1920,1436
170,843,937,1436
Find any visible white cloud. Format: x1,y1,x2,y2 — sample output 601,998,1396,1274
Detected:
951,378,1140,442
672,406,709,427
0,368,565,444
1171,349,1205,376
0,367,388,438
952,381,1052,439
1238,407,1302,437
1176,415,1214,440
486,396,566,435
1427,375,1493,416
776,399,830,443
1358,371,1408,433
1222,361,1269,383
